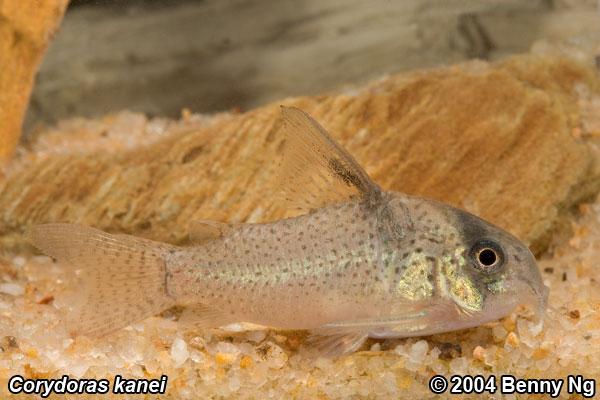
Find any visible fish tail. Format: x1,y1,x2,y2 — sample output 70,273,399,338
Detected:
29,223,179,337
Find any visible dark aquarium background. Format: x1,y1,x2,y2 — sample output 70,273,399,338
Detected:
24,0,599,133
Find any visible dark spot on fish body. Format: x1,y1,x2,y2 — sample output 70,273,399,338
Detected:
543,267,554,274
562,272,567,281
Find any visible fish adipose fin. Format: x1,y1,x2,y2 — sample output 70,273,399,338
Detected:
178,303,237,328
29,223,178,337
188,220,256,244
188,220,224,244
279,106,383,212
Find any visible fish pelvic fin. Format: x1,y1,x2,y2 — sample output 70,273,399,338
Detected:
178,303,237,328
306,326,369,358
29,223,179,338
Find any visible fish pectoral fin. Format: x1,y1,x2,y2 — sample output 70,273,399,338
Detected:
306,325,369,358
306,314,421,357
188,220,254,244
178,303,237,328
307,298,468,356
278,106,383,213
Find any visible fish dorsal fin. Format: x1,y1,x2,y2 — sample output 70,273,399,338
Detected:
189,220,254,244
279,106,383,212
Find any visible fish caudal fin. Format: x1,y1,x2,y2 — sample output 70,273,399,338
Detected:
29,223,178,337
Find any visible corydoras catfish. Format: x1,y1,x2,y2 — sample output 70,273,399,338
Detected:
30,106,550,357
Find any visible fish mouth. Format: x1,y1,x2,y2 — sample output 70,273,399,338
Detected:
512,279,550,318
486,278,549,322
535,284,550,315
513,245,550,317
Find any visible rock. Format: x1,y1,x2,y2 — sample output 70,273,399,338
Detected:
0,282,24,296
170,337,189,368
0,0,68,161
26,0,600,130
1,54,600,255
215,352,236,365
438,342,462,361
472,345,485,361
408,340,429,364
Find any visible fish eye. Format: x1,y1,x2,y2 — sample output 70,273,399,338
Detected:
469,240,505,273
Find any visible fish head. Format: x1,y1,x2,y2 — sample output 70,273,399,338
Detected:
447,203,549,321
386,193,549,326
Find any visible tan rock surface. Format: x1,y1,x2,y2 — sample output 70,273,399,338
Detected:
0,0,69,161
1,54,600,254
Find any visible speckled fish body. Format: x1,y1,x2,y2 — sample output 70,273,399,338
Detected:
30,106,549,356
168,192,545,334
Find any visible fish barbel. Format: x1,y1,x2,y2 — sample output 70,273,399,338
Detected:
30,106,549,356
